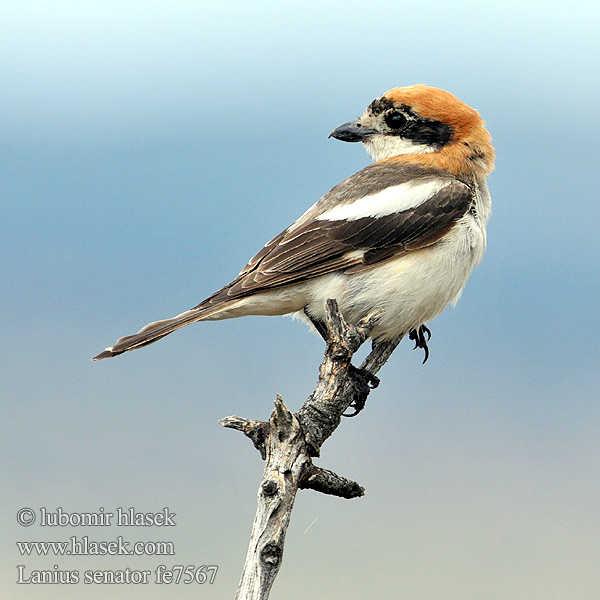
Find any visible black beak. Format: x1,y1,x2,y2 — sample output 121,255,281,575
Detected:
329,119,377,142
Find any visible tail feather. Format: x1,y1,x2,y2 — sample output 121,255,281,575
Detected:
93,306,213,360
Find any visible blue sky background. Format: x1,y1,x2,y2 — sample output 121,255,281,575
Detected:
1,1,599,598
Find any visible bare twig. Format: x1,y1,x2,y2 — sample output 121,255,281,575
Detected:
299,464,365,499
218,416,269,459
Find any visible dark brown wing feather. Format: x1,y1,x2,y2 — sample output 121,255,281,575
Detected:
200,177,472,305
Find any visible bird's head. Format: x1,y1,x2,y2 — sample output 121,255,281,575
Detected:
330,85,494,176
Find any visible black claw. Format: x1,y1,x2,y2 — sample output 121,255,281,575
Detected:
421,343,429,365
343,405,360,418
408,324,432,364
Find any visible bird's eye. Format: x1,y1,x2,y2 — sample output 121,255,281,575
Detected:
384,111,407,129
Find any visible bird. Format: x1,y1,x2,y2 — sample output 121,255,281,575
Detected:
93,84,494,363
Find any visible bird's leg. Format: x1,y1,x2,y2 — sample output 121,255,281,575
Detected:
304,307,378,417
408,324,432,364
304,307,329,341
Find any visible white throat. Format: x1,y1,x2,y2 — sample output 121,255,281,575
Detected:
363,135,436,162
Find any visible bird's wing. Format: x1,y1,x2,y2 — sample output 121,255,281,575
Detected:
207,161,473,302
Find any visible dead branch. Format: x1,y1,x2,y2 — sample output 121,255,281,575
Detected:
219,299,402,599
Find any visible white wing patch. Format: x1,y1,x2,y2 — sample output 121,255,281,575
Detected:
316,179,452,222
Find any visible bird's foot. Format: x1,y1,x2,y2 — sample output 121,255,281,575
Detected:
343,364,380,417
408,324,431,364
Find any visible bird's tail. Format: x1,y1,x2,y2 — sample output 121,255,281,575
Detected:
92,299,233,360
